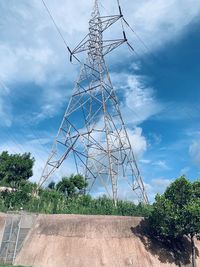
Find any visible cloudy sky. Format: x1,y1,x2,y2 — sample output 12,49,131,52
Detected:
0,0,200,202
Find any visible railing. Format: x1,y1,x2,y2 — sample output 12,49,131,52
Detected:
0,212,36,264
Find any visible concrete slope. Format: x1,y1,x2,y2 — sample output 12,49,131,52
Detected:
0,213,6,245
14,214,200,267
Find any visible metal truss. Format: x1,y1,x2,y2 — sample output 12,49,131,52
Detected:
39,0,149,205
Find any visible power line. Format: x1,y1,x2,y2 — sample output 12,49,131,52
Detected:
114,0,158,73
116,0,158,62
116,0,151,53
41,0,82,64
41,0,78,63
122,18,161,67
123,18,152,55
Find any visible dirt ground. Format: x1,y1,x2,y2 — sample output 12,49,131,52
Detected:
10,214,200,267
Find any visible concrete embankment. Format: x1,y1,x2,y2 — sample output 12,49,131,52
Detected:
0,214,200,267
9,214,200,267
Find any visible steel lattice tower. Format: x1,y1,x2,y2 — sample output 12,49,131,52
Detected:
39,0,149,205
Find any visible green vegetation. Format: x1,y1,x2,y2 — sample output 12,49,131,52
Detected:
0,151,152,217
0,151,34,188
0,185,152,216
149,176,200,267
55,174,88,197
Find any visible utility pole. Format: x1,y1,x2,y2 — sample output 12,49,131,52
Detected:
39,0,149,205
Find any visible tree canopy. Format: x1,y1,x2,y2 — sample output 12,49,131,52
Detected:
56,174,88,197
0,151,35,188
149,176,200,267
149,176,200,238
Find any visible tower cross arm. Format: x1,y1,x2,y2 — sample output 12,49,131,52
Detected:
71,15,124,56
99,15,122,32
102,39,126,56
72,38,127,57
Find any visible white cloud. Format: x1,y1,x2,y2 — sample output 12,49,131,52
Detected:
32,86,70,123
125,0,200,51
113,73,163,125
156,102,200,121
146,178,173,202
0,0,199,85
0,0,91,85
150,178,172,188
189,140,200,166
114,177,173,203
0,80,12,126
0,44,55,84
149,133,162,146
152,160,170,170
140,159,151,164
180,167,190,175
0,0,199,123
127,127,147,159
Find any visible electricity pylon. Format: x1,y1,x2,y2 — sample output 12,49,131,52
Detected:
39,0,149,205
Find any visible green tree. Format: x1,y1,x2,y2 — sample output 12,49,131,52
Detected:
0,151,35,188
56,175,87,197
1,181,36,210
48,181,56,190
149,176,200,267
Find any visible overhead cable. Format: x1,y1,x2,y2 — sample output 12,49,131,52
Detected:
41,0,80,63
123,18,151,54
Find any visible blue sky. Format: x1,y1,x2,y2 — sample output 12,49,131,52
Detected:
0,0,200,201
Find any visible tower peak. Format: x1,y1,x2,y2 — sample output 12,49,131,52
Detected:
93,0,100,15
88,0,102,61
